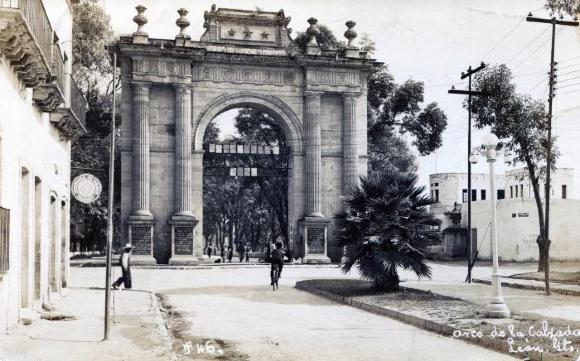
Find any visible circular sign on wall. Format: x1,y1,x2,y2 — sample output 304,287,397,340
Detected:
71,173,102,204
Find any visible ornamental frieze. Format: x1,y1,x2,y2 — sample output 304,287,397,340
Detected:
306,69,359,87
193,65,297,85
132,58,191,78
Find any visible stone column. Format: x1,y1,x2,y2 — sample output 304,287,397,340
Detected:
128,81,156,265
343,93,359,194
169,84,197,265
173,84,193,216
302,91,330,263
304,91,324,217
131,81,152,218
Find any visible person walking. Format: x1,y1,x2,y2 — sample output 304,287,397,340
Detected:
238,244,245,263
207,246,213,259
220,246,225,262
227,246,233,263
245,245,250,262
112,243,133,290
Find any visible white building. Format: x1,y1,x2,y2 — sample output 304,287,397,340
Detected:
429,168,580,261
0,0,85,330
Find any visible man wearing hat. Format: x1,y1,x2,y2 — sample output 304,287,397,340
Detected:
112,243,134,290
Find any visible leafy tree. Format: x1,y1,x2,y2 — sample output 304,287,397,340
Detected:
544,0,580,16
470,64,558,293
367,67,448,156
70,0,117,254
72,0,113,92
336,172,441,290
292,24,345,53
358,33,376,55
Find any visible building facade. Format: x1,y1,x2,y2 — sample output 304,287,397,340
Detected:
0,0,86,330
111,6,379,264
429,169,580,261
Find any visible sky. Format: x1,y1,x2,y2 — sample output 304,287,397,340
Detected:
101,0,580,192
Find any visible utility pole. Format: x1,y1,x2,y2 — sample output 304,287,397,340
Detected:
104,53,118,340
448,61,486,284
526,13,578,295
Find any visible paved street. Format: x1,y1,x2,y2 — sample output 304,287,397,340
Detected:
73,263,522,361
7,262,580,360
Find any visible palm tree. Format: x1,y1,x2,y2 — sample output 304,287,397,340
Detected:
335,172,441,291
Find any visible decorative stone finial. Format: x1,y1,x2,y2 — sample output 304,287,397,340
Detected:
133,5,148,34
176,8,190,37
306,17,320,46
344,21,357,48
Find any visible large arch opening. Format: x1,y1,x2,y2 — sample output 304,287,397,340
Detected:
201,105,292,262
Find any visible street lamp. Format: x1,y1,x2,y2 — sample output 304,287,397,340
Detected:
471,133,511,318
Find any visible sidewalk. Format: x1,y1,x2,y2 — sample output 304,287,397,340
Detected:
473,277,580,296
0,288,173,361
403,279,580,321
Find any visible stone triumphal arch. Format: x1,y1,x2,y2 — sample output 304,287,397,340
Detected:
111,5,380,264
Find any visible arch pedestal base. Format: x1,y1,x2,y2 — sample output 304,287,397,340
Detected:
168,215,199,265
300,217,331,264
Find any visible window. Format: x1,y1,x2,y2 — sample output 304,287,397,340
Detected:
497,189,505,200
471,189,477,201
434,189,439,203
515,186,518,198
481,190,486,201
0,207,9,274
510,186,513,198
462,189,468,203
562,185,567,199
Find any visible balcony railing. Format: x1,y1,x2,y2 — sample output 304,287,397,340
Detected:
70,75,87,131
51,42,66,96
1,0,53,67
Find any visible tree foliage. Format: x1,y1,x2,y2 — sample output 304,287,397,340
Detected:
72,0,113,92
367,67,448,156
544,0,580,16
335,172,441,290
292,24,346,53
470,64,558,279
70,0,118,254
202,109,289,254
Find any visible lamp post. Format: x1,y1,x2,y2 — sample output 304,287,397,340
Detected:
472,133,510,318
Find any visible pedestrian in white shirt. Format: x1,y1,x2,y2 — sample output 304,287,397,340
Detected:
112,243,133,290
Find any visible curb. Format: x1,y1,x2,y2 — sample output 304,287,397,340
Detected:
472,278,580,297
295,281,571,361
72,263,339,269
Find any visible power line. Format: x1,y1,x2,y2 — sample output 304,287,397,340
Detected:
512,28,562,70
505,26,550,65
481,18,525,62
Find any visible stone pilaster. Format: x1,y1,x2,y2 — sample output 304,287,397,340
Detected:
128,81,155,265
173,84,194,217
343,93,359,194
169,84,197,265
302,90,330,263
131,82,152,219
304,91,324,217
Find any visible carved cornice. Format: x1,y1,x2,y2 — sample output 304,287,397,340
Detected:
0,11,51,88
49,108,87,141
32,82,65,112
